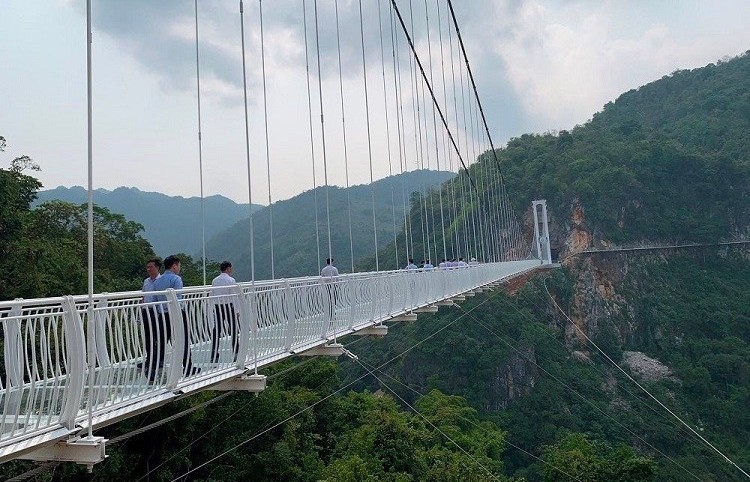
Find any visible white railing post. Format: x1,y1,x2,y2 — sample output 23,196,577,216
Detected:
233,285,251,369
247,284,260,372
94,296,111,367
283,280,295,351
4,302,24,389
61,296,86,430
347,277,356,330
386,272,395,317
165,289,184,388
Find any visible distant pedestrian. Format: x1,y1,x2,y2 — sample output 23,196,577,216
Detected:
458,257,468,267
405,259,418,270
153,255,200,377
438,259,447,269
423,259,434,270
210,261,239,364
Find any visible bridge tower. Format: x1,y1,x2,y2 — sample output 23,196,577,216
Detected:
532,200,552,265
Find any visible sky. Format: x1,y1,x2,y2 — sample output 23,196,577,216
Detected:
1,0,749,204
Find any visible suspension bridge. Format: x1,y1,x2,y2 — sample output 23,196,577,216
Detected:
0,0,560,469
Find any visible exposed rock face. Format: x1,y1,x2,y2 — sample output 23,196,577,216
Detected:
622,351,673,382
486,348,539,411
566,198,593,255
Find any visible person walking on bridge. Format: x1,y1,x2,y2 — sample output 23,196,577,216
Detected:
153,255,200,377
405,259,418,270
210,261,239,364
140,258,161,380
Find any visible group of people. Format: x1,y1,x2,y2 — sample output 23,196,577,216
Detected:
139,254,479,381
404,257,476,270
140,256,239,382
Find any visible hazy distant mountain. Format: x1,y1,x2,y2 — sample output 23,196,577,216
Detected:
206,170,454,281
36,186,261,257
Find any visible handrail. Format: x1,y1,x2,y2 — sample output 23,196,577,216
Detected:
0,259,539,461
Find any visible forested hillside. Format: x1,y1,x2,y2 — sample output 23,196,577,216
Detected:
495,51,750,247
206,169,453,280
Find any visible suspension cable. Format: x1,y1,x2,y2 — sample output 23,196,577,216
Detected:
446,0,526,258
436,0,460,261
543,279,750,479
239,1,256,283
389,0,479,192
357,0,380,271
169,294,493,481
312,0,333,267
302,1,322,273
355,359,503,481
423,0,448,263
194,0,207,285
334,0,355,274
454,302,701,482
258,0,275,279
389,4,413,264
403,1,426,263
377,0,399,269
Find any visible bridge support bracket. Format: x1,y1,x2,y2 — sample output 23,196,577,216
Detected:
451,295,466,302
355,325,388,337
390,313,418,322
435,300,455,307
415,306,438,314
300,343,345,357
20,435,107,467
463,291,476,297
213,374,267,393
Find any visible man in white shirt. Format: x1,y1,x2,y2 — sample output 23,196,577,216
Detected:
321,258,338,321
141,258,162,378
321,257,339,278
210,261,239,363
405,259,418,270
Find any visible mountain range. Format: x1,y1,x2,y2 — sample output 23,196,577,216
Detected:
35,186,261,257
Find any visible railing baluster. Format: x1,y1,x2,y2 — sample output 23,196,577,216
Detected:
61,296,85,430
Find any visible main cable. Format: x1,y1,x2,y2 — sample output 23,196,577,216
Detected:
389,0,479,194
377,0,399,269
389,4,413,264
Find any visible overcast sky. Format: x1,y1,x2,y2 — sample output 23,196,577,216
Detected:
2,0,749,204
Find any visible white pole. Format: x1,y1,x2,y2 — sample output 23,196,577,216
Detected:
85,0,95,438
239,0,255,284
194,0,207,285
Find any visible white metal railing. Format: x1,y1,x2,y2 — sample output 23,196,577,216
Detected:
0,259,538,460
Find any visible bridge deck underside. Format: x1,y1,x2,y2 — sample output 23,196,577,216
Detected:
0,259,539,461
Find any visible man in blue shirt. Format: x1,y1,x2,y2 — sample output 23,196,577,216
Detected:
153,255,200,377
